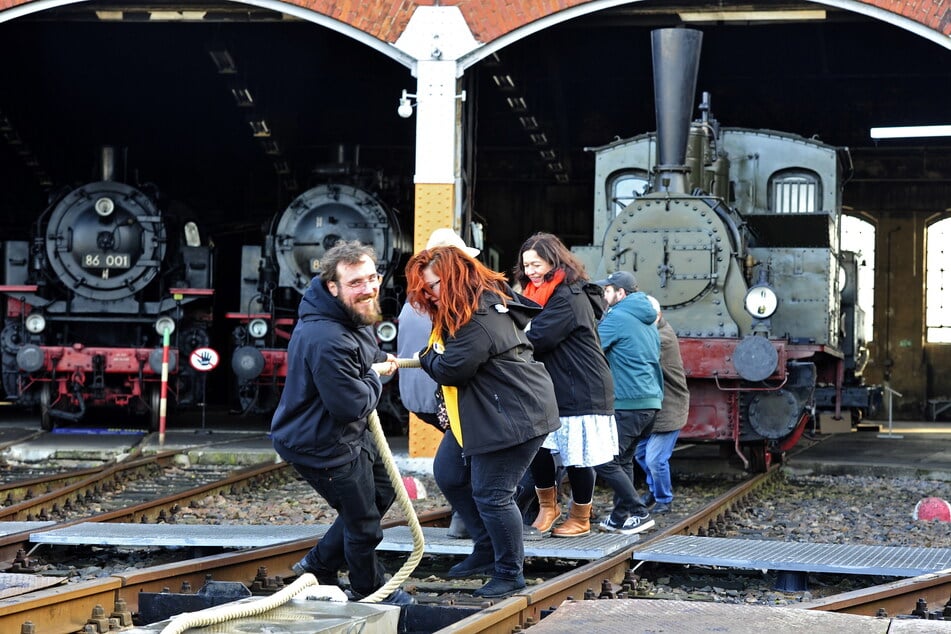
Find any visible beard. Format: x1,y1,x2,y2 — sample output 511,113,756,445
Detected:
342,294,383,326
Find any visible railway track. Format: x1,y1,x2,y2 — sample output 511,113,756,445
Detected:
0,453,948,632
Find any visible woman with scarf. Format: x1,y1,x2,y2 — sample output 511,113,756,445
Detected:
408,245,560,599
514,232,618,537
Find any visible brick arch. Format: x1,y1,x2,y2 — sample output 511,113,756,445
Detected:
3,0,949,47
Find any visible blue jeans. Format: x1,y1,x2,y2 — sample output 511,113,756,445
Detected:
292,444,396,597
434,432,544,580
595,409,655,523
635,429,681,504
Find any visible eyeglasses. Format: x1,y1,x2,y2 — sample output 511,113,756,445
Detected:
342,274,382,291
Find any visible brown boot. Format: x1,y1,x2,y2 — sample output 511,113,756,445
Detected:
531,486,561,534
552,501,592,538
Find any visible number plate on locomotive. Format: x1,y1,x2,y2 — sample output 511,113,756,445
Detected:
82,253,131,269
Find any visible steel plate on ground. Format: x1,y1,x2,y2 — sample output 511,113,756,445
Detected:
31,523,330,547
526,598,951,633
0,573,66,599
632,535,951,576
379,526,639,560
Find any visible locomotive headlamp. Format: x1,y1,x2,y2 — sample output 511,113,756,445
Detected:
94,196,115,217
376,320,398,343
25,313,46,334
154,316,176,336
248,318,268,339
744,285,778,319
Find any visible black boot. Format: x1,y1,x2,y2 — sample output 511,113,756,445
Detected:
447,551,495,578
473,574,526,598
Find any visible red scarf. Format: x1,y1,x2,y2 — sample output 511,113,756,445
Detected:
522,268,566,307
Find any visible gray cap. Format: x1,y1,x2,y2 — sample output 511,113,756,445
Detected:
595,271,637,293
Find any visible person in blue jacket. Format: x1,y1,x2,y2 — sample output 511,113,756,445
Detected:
594,271,663,535
270,240,412,605
408,245,560,599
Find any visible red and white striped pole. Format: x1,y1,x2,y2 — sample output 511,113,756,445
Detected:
159,327,170,445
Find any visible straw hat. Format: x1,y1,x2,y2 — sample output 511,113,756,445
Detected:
425,228,480,257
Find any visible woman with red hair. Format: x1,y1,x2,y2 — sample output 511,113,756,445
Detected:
406,245,559,599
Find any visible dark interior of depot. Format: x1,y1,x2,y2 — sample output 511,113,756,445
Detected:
1,2,949,412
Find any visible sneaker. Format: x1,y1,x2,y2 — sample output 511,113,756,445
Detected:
618,513,655,535
348,588,417,605
380,588,417,606
522,524,543,541
653,502,672,515
472,574,525,599
642,492,656,508
598,516,626,532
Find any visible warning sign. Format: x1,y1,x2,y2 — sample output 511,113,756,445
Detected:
189,347,220,372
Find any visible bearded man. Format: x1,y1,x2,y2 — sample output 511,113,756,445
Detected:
270,240,412,605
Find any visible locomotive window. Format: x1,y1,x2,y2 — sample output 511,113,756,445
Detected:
769,170,821,214
610,172,650,216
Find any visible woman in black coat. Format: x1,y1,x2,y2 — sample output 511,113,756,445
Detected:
407,245,560,599
514,232,618,538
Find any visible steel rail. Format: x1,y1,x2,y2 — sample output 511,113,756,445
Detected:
800,568,951,617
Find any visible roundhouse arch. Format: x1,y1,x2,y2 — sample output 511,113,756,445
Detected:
1,0,949,64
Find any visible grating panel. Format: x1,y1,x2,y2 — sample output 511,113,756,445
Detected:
380,526,639,560
32,523,637,561
632,536,951,576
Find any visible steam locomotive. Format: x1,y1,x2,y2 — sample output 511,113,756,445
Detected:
0,148,215,430
573,28,881,471
226,159,410,423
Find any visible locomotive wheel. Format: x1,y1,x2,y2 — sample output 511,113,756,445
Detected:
39,384,53,432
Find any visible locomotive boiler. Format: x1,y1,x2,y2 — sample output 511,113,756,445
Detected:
227,163,410,421
0,148,215,430
573,28,880,471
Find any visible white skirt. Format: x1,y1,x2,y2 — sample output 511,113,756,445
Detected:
542,413,619,467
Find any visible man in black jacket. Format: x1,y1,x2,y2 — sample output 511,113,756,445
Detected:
270,240,411,604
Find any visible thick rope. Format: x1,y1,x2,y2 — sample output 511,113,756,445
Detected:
159,358,426,632
160,573,326,634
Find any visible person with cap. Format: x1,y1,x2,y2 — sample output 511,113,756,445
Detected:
407,245,560,598
515,232,618,538
271,240,413,605
635,296,689,515
593,270,662,535
396,227,480,539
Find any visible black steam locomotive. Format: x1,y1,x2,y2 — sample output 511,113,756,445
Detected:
226,158,410,422
573,28,881,471
0,148,215,430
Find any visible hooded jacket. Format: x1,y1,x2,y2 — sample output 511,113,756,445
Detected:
598,291,663,411
525,281,614,417
419,288,560,456
270,276,388,469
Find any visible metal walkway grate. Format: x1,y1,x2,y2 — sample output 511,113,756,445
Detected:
33,524,637,561
632,535,951,576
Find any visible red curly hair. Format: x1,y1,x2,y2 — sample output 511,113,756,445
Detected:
406,246,511,338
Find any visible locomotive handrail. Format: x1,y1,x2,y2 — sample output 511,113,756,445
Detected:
712,371,788,392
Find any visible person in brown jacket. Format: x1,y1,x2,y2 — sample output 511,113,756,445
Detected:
635,298,689,514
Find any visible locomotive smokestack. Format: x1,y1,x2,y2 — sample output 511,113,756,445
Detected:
100,146,115,182
651,28,703,193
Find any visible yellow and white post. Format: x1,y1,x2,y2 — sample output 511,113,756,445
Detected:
394,7,478,457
